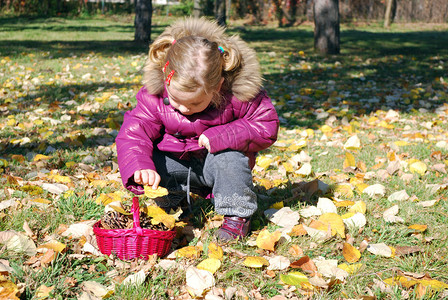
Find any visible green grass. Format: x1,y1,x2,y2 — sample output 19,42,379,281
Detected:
1,14,448,299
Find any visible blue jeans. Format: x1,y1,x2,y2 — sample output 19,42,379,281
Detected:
153,149,257,218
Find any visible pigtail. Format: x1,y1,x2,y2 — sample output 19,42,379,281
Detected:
143,34,176,95
221,35,262,102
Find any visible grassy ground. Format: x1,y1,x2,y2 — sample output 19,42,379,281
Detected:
0,15,448,299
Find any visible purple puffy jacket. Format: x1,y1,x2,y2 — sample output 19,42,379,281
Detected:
116,86,279,194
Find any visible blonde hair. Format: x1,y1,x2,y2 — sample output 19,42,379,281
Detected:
143,17,262,105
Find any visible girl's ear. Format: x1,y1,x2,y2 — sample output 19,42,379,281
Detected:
217,77,225,91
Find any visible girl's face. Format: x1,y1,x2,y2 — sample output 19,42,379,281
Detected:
166,78,224,116
166,86,213,115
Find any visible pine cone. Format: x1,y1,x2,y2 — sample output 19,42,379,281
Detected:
139,213,169,231
101,211,133,229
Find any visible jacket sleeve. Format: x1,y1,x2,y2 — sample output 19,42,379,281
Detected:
202,90,279,154
116,89,163,194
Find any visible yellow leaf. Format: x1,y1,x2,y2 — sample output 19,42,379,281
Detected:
109,205,132,216
287,140,307,151
269,201,284,209
197,258,221,274
394,141,409,147
379,120,394,129
145,205,168,218
334,184,354,198
409,161,427,176
318,213,345,238
176,246,202,259
355,182,369,193
151,213,176,230
0,275,19,300
418,279,448,291
256,156,273,169
334,200,355,208
48,174,72,184
280,271,310,287
243,256,269,268
348,201,367,214
144,186,169,199
38,240,66,253
343,152,356,168
90,180,109,188
207,242,223,260
383,276,418,288
338,263,363,275
320,125,333,133
30,198,52,205
256,229,282,252
341,212,355,219
33,154,51,162
96,191,124,205
282,162,294,173
65,161,76,168
342,243,361,263
408,224,427,232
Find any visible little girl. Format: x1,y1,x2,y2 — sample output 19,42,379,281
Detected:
116,17,279,241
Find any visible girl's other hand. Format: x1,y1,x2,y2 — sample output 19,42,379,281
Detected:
134,169,161,189
198,134,210,151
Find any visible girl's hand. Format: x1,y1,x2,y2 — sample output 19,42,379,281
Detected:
198,134,210,151
134,169,161,189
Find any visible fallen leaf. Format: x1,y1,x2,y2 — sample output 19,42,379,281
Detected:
383,205,404,223
35,285,54,299
81,281,114,298
5,233,37,256
176,246,202,259
409,161,427,176
318,213,345,238
288,224,307,237
348,201,367,214
0,275,19,299
408,224,427,233
256,229,282,251
342,212,367,228
38,240,66,253
197,258,221,274
186,267,215,297
363,184,386,197
207,243,223,260
267,255,290,271
387,190,410,202
342,243,361,263
120,271,145,288
290,256,317,276
243,256,269,268
366,243,393,257
338,263,363,275
344,135,361,150
317,197,337,214
265,207,300,227
288,245,304,257
280,271,311,288
143,186,169,199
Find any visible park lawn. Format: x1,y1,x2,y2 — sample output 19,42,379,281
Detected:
0,15,448,299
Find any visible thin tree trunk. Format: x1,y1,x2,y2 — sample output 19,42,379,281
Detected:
215,0,226,26
313,0,340,55
384,0,394,27
134,0,152,44
193,0,201,18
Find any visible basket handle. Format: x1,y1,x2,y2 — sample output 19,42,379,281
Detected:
131,197,143,235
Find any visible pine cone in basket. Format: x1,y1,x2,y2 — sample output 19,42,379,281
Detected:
100,211,133,229
139,213,170,231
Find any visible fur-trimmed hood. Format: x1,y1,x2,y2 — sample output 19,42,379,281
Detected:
143,18,262,102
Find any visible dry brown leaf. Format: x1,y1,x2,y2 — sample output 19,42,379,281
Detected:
288,245,304,257
290,256,317,276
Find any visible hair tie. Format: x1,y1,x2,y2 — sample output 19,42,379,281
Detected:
172,39,176,45
166,70,175,85
218,46,225,54
162,61,169,72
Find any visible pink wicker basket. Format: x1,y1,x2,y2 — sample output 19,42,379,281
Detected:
93,197,176,260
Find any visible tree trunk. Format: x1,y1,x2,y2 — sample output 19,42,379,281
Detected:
313,0,340,55
384,0,394,28
193,0,201,18
134,0,152,44
215,0,226,27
